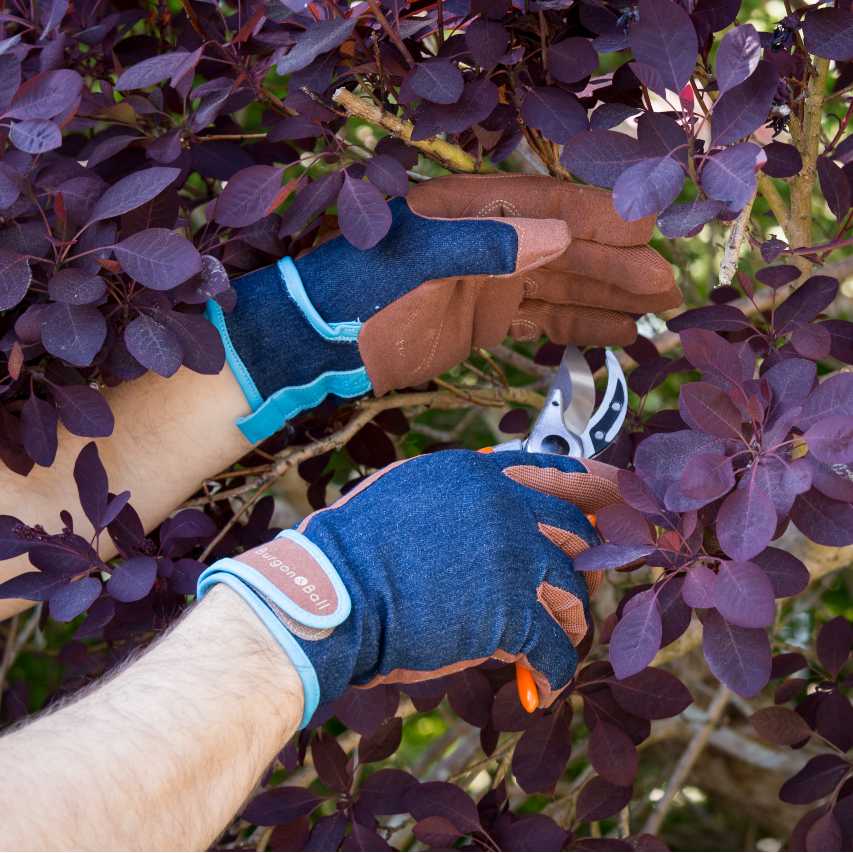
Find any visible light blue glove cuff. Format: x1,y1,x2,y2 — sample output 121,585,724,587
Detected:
196,530,352,729
205,259,372,445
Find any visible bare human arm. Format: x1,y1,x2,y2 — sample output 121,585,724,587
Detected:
0,584,302,851
0,366,252,620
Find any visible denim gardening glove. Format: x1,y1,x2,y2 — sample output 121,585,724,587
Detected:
208,175,679,443
197,450,622,728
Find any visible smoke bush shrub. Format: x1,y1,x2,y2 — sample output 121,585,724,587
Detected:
0,0,851,848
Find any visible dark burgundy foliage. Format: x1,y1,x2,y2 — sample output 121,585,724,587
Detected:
0,1,850,850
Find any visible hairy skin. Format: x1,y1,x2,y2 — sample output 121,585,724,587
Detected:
0,585,302,851
0,366,251,621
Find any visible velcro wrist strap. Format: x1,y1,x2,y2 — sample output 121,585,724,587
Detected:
197,530,351,728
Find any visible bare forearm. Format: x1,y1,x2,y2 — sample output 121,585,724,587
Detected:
0,585,302,851
0,366,251,620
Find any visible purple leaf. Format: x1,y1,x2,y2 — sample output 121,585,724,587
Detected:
613,155,684,221
818,156,851,220
358,769,417,816
106,556,157,603
701,142,762,209
637,113,686,160
51,384,113,437
628,0,698,93
409,59,463,104
792,488,853,547
521,87,588,145
549,37,598,83
816,616,853,679
334,685,399,735
41,303,106,367
560,130,643,189
366,155,409,198
791,323,832,360
88,167,180,224
671,451,734,509
679,381,743,439
657,199,724,237
590,103,641,130
215,165,285,229
495,815,568,853
412,78,498,139
629,61,667,97
116,51,199,91
48,269,106,305
779,754,850,805
337,175,392,250
358,716,402,764
595,503,653,545
807,455,853,502
756,264,801,288
752,547,809,598
0,516,34,560
574,543,653,572
101,491,131,530
576,776,632,822
805,416,853,465
609,667,693,719
762,141,802,178
6,69,82,119
716,24,761,93
447,668,493,728
701,609,771,697
751,706,813,746
267,117,323,141
713,561,776,629
511,708,572,794
404,781,481,833
21,395,58,467
243,787,322,826
588,721,638,786
617,469,662,515
609,591,662,679
312,730,352,793
803,8,853,62
413,817,461,849
279,173,343,237
806,813,843,851
634,429,727,501
171,558,204,595
680,328,747,390
799,372,853,431
275,15,361,75
0,571,63,601
765,357,816,406
154,309,225,375
683,565,717,608
124,315,183,378
716,476,777,561
711,60,777,145
49,577,101,621
114,229,202,290
0,250,31,310
74,441,108,531
465,19,509,70
9,119,61,154
343,821,393,851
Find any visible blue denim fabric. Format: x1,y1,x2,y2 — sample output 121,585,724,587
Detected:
220,197,518,406
288,450,597,709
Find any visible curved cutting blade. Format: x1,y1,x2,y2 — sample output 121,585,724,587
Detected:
580,349,628,458
553,346,595,435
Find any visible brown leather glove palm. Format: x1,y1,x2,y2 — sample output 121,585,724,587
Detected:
359,174,680,393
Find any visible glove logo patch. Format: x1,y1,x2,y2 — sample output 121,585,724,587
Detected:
241,538,338,617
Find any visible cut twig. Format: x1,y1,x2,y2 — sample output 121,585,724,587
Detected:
718,188,757,288
332,88,491,174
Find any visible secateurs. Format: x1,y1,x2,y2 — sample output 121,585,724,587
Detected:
485,345,628,712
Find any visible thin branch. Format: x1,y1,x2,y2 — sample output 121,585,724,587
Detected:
365,0,415,67
333,88,492,174
642,685,731,836
718,188,757,288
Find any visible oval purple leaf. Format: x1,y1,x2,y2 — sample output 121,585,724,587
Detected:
51,384,114,437
561,130,643,189
114,228,202,290
716,24,761,94
48,269,106,305
613,155,684,221
701,142,761,209
713,561,776,628
41,302,107,367
49,576,101,622
0,250,31,310
715,476,777,561
9,119,62,154
21,394,58,467
609,591,662,679
711,60,777,146
521,87,588,145
88,167,180,224
701,608,771,697
682,565,717,608
628,0,698,93
215,165,285,229
549,37,598,83
337,174,392,250
124,314,183,378
106,555,157,603
409,59,464,105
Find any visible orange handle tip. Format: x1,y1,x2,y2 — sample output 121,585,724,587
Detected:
515,663,539,713
585,512,597,527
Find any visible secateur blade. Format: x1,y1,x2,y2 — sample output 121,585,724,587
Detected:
524,347,627,460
